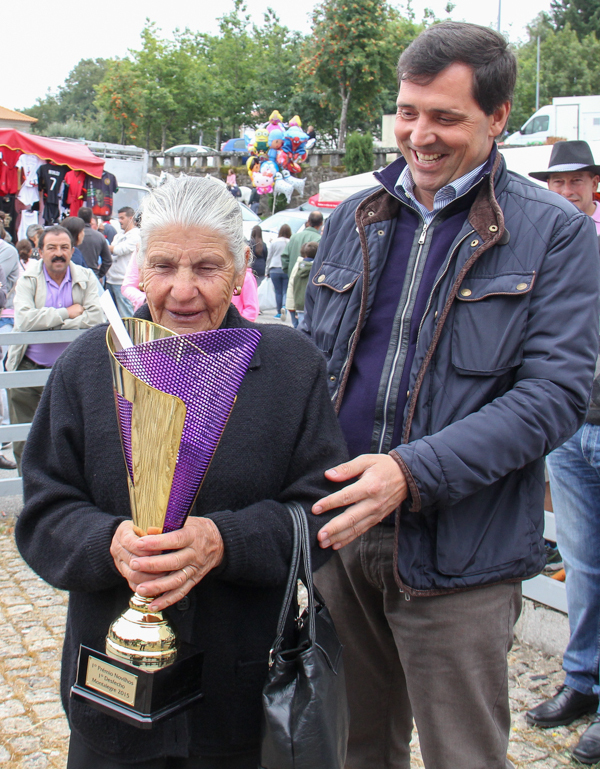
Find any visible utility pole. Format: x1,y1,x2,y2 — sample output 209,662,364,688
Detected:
536,36,541,111
497,0,501,32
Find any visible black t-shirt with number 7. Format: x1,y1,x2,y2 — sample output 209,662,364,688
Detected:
38,164,69,206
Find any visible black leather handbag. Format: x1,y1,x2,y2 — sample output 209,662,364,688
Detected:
260,502,348,769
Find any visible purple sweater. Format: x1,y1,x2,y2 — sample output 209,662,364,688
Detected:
338,156,493,460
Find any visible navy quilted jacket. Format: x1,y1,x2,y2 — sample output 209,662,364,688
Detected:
303,153,600,594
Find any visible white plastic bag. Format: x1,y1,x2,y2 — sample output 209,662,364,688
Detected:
258,277,277,312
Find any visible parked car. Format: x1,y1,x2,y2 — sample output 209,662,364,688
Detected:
239,201,261,240
220,138,250,164
163,144,216,167
107,183,150,234
164,144,215,156
259,209,331,246
113,182,150,213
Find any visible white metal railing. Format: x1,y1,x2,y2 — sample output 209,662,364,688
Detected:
0,327,569,615
0,328,88,496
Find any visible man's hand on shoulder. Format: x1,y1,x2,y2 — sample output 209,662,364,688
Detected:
313,454,407,550
67,303,83,319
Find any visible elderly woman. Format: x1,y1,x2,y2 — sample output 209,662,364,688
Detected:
15,176,348,769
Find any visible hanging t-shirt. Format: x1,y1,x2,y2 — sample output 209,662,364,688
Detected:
17,210,40,241
64,170,87,216
38,164,69,225
87,171,118,217
16,155,43,206
0,148,21,196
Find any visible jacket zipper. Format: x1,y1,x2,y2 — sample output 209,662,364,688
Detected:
376,221,428,453
413,229,474,354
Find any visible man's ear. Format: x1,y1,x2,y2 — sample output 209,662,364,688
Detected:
490,101,511,139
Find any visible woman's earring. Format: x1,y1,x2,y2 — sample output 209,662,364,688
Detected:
233,286,242,296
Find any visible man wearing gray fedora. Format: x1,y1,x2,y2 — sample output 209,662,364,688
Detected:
526,140,600,765
529,140,600,229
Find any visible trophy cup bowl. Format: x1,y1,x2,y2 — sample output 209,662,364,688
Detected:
71,317,261,727
105,318,185,671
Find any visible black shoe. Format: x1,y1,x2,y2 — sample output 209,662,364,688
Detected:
0,455,16,470
526,685,599,727
573,715,600,764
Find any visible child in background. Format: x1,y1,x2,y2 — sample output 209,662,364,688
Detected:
292,241,318,326
15,239,32,273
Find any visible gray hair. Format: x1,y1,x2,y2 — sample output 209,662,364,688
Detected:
26,223,44,239
137,175,246,273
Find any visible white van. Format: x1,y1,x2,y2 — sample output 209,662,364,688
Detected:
505,95,600,146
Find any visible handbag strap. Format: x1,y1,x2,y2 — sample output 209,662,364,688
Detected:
268,502,317,665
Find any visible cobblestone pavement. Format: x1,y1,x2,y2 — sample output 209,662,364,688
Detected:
0,526,596,768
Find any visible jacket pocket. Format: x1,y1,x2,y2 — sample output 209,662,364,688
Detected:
434,470,542,578
452,271,535,375
310,261,361,355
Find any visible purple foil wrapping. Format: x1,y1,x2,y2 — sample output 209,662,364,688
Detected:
114,327,261,532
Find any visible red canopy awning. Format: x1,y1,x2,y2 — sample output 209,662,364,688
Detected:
0,129,104,178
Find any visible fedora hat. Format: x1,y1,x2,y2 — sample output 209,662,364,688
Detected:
529,140,600,181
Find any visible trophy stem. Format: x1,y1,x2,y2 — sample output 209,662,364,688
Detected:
105,592,178,671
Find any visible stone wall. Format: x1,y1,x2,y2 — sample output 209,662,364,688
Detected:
148,147,402,210
148,163,348,209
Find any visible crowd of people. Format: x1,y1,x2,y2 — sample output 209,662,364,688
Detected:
3,18,600,769
0,203,143,472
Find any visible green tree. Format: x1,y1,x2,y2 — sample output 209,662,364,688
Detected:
345,132,374,174
57,58,110,122
208,1,258,148
21,58,109,134
301,0,421,148
19,92,61,134
95,59,144,144
252,9,305,124
551,0,600,39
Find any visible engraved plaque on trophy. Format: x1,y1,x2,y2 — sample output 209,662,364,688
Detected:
71,318,261,728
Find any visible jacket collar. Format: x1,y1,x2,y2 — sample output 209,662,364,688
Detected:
134,303,261,369
374,144,498,201
357,145,507,243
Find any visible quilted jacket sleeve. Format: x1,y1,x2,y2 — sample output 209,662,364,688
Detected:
392,211,600,512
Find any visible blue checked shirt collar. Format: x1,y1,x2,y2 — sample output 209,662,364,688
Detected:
394,160,488,226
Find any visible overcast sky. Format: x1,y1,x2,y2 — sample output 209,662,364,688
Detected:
5,0,550,113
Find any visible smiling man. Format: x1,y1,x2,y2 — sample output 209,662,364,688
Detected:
6,226,103,472
302,21,600,769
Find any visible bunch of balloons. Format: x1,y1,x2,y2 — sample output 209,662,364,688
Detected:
245,112,314,198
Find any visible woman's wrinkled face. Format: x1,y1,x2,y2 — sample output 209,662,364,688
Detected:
143,225,243,334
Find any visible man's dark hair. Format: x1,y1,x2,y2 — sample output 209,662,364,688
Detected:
118,206,135,218
301,241,319,260
397,21,517,115
61,216,85,247
307,211,323,229
38,226,72,250
78,207,93,224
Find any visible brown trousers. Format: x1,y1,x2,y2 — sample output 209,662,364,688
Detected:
315,525,521,769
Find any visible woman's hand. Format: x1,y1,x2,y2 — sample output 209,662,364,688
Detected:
110,518,225,611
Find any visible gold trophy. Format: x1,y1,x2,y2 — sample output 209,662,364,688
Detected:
71,316,261,728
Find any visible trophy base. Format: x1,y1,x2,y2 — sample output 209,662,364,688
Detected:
71,644,204,729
